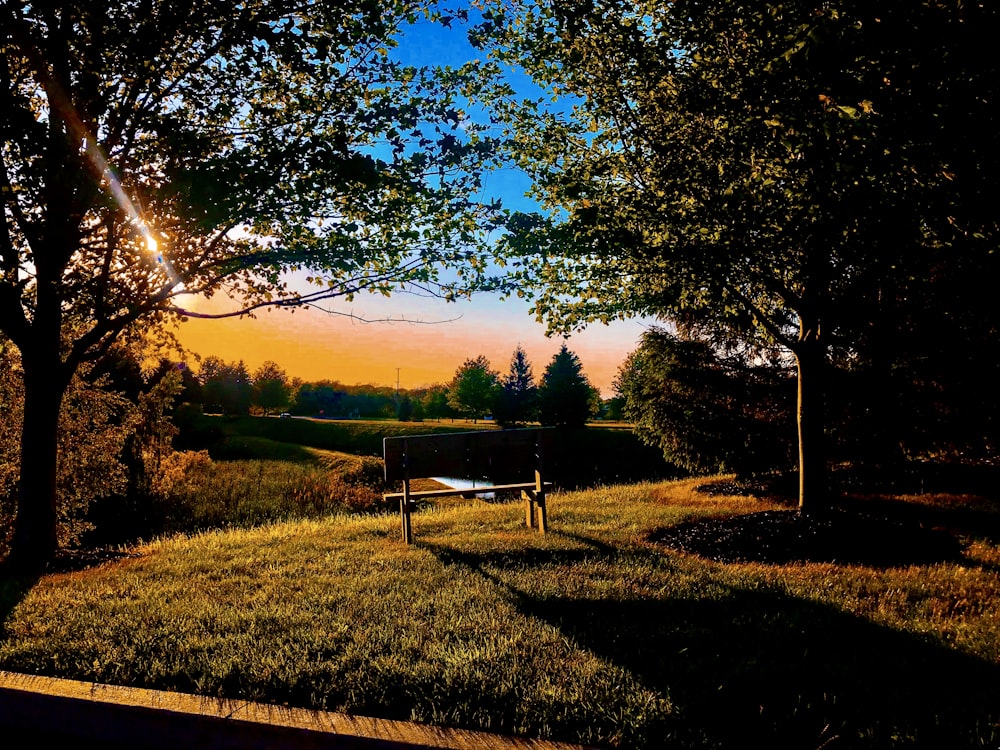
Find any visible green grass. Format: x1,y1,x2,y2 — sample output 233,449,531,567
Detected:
2,477,999,749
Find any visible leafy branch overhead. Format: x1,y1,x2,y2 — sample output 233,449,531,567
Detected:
0,1,505,569
474,0,1000,511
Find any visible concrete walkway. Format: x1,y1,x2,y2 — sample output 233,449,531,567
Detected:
0,671,595,749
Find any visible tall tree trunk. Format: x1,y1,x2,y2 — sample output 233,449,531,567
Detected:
795,317,827,515
8,359,65,571
7,282,67,571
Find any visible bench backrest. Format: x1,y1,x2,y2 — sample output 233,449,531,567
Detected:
383,428,552,484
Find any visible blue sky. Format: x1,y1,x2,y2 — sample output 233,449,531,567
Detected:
176,4,652,396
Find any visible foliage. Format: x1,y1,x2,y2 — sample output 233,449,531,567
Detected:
200,357,253,416
2,478,998,748
291,380,398,419
615,327,797,476
419,384,455,421
493,345,538,428
476,0,1000,510
536,343,596,429
252,361,290,416
146,452,388,534
1,1,503,567
446,355,500,422
1,339,182,552
0,344,23,544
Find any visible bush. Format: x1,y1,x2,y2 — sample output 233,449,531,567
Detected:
145,451,391,535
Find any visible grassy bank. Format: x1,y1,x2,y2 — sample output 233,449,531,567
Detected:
2,477,998,748
181,415,479,458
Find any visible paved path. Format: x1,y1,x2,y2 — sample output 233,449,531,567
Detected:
0,671,595,749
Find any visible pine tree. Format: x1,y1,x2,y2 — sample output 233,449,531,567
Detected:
494,345,538,428
537,344,595,429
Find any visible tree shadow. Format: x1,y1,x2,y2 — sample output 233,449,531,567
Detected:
423,539,1000,749
837,493,1000,549
647,508,967,567
0,565,40,632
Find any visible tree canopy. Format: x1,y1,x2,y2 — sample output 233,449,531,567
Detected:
447,355,500,422
477,0,1000,508
253,360,290,416
1,1,502,568
615,327,796,476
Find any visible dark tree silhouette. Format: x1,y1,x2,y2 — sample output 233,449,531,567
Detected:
537,344,595,429
494,345,538,428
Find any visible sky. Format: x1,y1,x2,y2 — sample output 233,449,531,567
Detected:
172,6,651,397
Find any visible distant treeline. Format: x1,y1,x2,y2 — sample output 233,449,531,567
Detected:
170,345,620,425
168,356,450,421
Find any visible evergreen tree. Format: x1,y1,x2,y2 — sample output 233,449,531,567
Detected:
537,344,595,429
494,345,538,428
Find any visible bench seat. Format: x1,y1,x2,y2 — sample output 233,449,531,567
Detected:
384,481,554,502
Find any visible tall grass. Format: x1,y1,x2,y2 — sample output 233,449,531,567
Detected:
147,446,388,536
1,477,998,749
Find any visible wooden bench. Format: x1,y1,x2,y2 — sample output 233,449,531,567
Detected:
383,427,554,543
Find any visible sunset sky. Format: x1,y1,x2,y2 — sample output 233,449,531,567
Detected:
173,7,650,396
172,288,651,397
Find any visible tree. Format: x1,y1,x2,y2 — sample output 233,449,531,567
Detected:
420,384,453,421
537,343,595,429
253,361,290,416
396,395,414,421
1,3,501,568
493,344,538,428
1,336,182,551
447,355,499,422
614,327,796,477
199,357,251,416
479,0,1000,511
292,381,344,417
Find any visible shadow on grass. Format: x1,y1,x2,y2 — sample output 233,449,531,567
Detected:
424,538,1000,749
0,565,39,633
647,508,967,567
838,493,1000,549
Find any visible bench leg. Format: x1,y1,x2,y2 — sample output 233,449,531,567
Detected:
401,481,413,544
536,492,547,534
522,489,536,529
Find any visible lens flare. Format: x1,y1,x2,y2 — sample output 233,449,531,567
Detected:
82,138,179,285
43,77,181,287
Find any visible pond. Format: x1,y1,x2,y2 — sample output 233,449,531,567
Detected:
432,477,496,499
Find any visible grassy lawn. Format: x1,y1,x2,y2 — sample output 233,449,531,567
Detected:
1,473,998,749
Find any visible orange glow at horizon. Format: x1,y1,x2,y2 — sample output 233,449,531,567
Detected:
171,293,650,397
